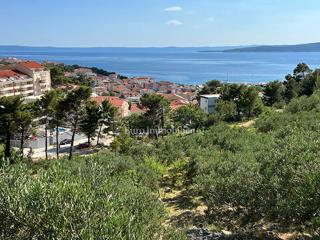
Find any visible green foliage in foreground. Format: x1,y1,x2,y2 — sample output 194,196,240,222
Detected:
2,92,320,238
0,153,176,240
116,95,320,232
194,124,320,226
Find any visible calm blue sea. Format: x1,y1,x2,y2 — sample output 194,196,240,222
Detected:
1,46,320,85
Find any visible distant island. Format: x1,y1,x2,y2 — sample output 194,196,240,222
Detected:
224,42,320,52
2,42,320,53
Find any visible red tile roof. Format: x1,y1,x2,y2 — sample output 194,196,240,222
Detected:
130,103,146,114
18,61,43,70
91,96,126,108
114,86,125,92
170,99,189,110
0,70,20,78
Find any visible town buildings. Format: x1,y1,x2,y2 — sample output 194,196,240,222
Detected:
65,65,197,100
0,61,51,98
0,58,197,116
62,66,198,114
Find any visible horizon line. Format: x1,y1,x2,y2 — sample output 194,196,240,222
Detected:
0,41,319,49
0,44,254,48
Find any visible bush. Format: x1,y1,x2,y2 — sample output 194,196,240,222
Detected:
286,92,320,113
0,154,165,239
257,130,320,222
192,118,320,230
2,89,320,236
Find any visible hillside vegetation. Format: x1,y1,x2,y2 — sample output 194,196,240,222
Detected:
1,92,320,238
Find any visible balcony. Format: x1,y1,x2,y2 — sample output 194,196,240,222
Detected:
19,84,34,89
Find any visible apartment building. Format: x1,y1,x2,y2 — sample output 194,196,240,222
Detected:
0,61,51,98
200,94,220,114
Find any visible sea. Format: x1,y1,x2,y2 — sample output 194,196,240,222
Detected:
1,46,320,85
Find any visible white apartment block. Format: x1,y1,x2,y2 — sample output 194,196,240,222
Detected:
200,94,220,114
0,61,51,98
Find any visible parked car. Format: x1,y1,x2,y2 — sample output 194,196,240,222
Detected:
77,142,90,149
59,139,72,146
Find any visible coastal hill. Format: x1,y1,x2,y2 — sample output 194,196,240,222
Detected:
224,42,320,52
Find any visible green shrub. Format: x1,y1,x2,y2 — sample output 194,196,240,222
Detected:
192,119,320,230
0,155,165,239
257,130,320,222
286,92,320,113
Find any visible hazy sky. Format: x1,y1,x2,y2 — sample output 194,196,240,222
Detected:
1,0,320,47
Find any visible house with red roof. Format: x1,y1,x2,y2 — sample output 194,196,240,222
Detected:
170,99,190,110
91,96,130,118
17,61,43,70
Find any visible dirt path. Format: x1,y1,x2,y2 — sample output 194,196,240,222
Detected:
231,119,256,128
160,175,207,228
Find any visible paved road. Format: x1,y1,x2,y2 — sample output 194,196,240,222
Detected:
25,135,114,160
28,131,86,149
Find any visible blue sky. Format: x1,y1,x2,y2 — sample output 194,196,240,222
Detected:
1,0,320,47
